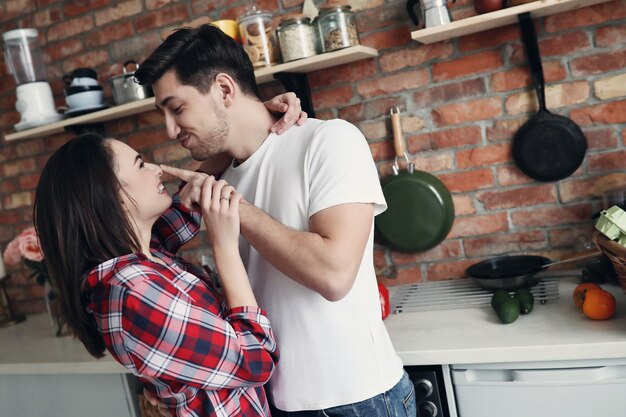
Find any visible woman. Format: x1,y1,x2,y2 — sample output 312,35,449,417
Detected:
34,133,277,417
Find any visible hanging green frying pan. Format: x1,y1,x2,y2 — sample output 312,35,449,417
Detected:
375,108,455,252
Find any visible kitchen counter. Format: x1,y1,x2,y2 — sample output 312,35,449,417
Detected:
0,312,126,375
2,278,626,374
385,278,626,366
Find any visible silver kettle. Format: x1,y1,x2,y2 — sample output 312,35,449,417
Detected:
407,0,455,28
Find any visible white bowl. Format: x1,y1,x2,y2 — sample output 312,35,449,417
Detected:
65,90,104,109
71,77,99,87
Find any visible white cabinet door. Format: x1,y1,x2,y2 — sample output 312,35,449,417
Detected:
0,373,139,417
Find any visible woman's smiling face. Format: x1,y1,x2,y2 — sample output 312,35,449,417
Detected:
106,139,172,229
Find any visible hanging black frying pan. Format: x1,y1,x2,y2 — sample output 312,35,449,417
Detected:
375,107,455,252
512,12,587,182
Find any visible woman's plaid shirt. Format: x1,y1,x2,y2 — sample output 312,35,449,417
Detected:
83,195,279,416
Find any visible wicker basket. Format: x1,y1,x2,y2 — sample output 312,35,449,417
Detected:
593,230,626,291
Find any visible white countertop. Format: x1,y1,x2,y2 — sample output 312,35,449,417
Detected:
0,313,126,375
385,278,626,366
2,278,626,375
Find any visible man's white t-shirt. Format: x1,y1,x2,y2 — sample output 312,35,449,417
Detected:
222,119,403,411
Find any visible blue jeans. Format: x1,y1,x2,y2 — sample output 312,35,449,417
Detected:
269,371,416,417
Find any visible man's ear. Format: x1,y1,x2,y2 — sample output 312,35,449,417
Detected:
213,73,237,107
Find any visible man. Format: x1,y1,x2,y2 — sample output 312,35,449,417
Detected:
135,25,413,417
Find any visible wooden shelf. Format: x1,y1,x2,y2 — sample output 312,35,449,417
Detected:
411,0,614,44
3,45,378,142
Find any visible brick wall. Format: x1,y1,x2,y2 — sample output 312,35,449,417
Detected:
1,0,625,314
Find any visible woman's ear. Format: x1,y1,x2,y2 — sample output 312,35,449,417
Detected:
213,73,237,107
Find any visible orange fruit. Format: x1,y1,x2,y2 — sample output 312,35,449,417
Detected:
573,282,601,310
582,288,616,320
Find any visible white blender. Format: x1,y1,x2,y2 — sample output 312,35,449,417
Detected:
3,28,62,131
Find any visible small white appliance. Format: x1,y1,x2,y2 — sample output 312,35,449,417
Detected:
3,28,62,131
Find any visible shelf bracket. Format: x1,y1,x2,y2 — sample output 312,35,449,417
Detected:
273,72,316,118
65,123,105,137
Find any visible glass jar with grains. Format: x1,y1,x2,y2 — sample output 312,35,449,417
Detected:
316,4,360,53
277,14,318,62
238,5,279,67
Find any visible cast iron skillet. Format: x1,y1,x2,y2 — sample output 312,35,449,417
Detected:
467,252,601,290
375,108,455,253
512,12,587,182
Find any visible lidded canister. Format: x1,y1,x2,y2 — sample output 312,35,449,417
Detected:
316,4,360,53
238,5,279,67
277,14,318,62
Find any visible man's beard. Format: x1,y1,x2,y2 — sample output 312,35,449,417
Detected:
188,105,229,161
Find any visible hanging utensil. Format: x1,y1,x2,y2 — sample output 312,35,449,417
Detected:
512,12,587,182
375,107,455,252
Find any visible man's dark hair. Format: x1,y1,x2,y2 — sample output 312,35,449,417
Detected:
135,24,260,98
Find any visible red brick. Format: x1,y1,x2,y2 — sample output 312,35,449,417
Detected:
407,126,482,153
146,0,179,9
426,259,477,281
491,61,566,93
2,158,37,177
391,240,463,265
413,78,486,107
432,97,502,126
456,143,511,169
33,6,63,26
379,43,454,73
449,212,509,239
62,50,110,73
584,127,618,150
393,266,423,286
459,23,520,52
63,0,110,17
356,3,405,33
369,141,394,163
15,140,45,158
339,97,407,124
357,69,429,99
544,1,626,32
47,15,94,41
359,26,412,50
452,195,476,216
3,191,33,210
439,168,494,193
464,231,547,257
432,51,503,82
570,49,626,77
18,172,41,190
0,211,21,226
46,38,84,62
358,120,387,141
136,3,190,32
309,59,377,89
477,184,557,210
588,150,626,173
571,100,626,126
540,31,591,56
95,0,143,26
496,165,536,187
312,85,354,111
127,129,169,152
511,204,593,228
86,21,135,48
549,225,596,248
596,24,626,48
486,118,526,142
